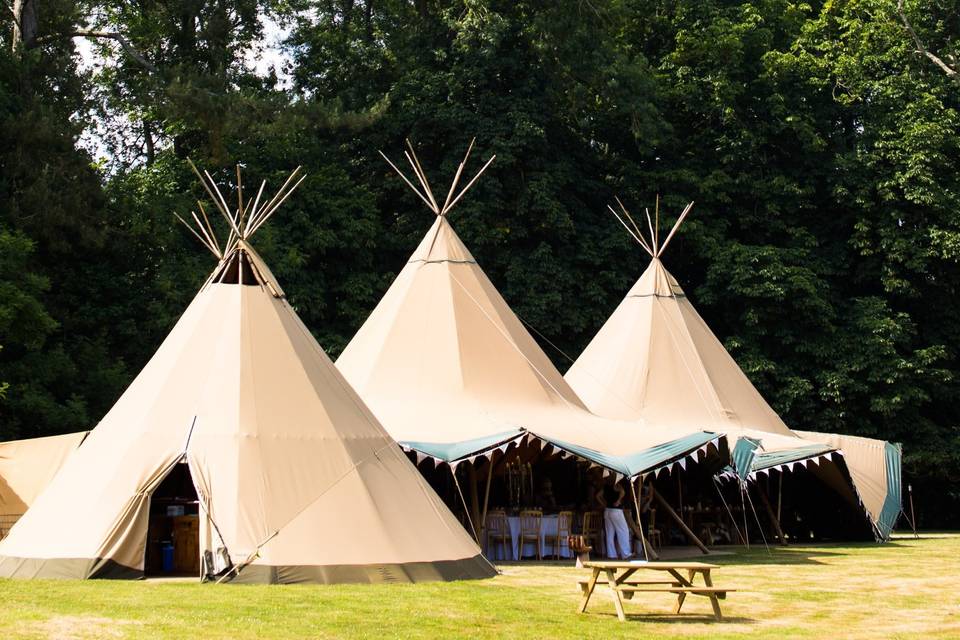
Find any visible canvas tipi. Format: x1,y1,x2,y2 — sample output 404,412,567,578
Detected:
564,198,901,540
0,165,494,583
0,431,87,538
337,142,724,489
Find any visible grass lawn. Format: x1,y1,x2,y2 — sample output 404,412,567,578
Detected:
2,533,957,639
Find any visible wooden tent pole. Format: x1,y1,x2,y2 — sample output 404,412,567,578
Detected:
909,485,918,537
614,197,645,241
247,180,267,233
651,486,709,554
190,211,220,258
236,165,244,227
644,207,658,255
378,151,435,211
174,213,218,257
249,167,301,231
654,194,660,253
441,138,475,214
757,481,788,546
248,174,307,237
197,203,222,257
405,140,440,212
480,454,495,534
631,478,659,560
451,466,479,543
468,461,482,539
656,201,694,257
404,150,440,213
608,204,655,257
443,154,496,215
777,472,783,522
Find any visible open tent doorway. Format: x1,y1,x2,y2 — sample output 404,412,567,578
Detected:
145,461,200,577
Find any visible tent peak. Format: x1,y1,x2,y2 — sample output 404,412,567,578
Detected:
176,161,306,261
379,139,495,219
608,195,694,259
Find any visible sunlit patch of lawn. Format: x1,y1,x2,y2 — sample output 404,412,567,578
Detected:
2,533,957,639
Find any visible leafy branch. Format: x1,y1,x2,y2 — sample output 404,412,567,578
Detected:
896,0,958,84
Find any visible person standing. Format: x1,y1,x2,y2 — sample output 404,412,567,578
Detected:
597,479,633,559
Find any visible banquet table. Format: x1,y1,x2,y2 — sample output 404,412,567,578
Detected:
484,514,572,560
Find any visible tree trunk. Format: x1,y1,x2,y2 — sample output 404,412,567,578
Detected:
414,0,428,20
11,0,38,53
144,121,156,166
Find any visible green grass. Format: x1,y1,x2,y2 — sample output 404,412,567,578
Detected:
2,533,958,639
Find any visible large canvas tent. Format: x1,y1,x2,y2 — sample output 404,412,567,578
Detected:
337,143,724,493
0,166,493,583
0,432,88,538
564,198,901,540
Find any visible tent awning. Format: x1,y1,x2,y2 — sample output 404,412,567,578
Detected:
398,429,525,463
751,444,834,472
399,429,723,480
538,431,721,478
719,439,836,481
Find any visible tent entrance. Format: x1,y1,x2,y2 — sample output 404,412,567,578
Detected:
145,461,201,576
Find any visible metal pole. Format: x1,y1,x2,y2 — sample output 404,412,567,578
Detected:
908,484,918,539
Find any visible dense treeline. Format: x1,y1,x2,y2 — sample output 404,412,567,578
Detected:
0,1,957,525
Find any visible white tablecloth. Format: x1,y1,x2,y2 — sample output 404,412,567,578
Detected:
484,515,572,560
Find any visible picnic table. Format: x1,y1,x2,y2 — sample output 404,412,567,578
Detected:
577,561,734,621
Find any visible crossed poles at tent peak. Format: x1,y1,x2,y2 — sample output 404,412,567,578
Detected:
174,160,306,260
379,138,496,219
379,139,496,262
608,195,695,259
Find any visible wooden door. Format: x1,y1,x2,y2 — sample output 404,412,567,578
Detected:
172,516,200,575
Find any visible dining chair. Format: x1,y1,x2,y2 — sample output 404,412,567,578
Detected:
518,509,543,560
581,510,603,557
485,510,511,560
545,510,573,560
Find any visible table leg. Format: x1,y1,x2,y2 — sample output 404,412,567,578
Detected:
668,568,692,613
577,568,600,614
703,569,722,620
605,569,627,622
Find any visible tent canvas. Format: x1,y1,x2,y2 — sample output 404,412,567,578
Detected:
564,198,900,539
0,431,88,535
0,167,493,583
337,143,724,482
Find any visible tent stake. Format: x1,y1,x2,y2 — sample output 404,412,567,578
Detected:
651,486,709,554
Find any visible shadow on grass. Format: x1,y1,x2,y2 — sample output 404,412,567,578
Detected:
496,539,912,569
584,612,755,625
704,540,909,566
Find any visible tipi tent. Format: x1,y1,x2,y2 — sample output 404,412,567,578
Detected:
337,143,724,489
564,198,901,540
0,431,88,538
0,165,493,583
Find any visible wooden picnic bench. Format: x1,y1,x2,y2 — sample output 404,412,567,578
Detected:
577,560,735,621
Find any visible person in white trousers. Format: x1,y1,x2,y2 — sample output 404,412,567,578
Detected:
597,480,634,559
